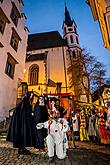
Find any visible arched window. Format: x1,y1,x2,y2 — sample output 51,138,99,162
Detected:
74,26,77,34
70,35,73,43
29,64,39,85
76,36,79,44
72,50,76,58
64,27,66,34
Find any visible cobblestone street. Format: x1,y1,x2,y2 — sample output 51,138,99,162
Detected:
0,140,110,165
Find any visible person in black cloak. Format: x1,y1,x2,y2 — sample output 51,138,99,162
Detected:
6,91,37,155
33,95,48,150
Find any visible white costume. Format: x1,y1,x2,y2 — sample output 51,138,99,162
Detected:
36,100,70,159
44,118,69,159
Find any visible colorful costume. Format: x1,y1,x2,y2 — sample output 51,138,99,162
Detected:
98,111,110,144
80,110,89,141
88,113,100,142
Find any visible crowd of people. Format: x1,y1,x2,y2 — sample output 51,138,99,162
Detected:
6,92,110,163
72,105,110,145
6,92,70,163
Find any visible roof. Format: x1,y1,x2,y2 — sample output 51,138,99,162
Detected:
63,6,77,27
27,31,66,51
26,53,46,62
92,84,110,102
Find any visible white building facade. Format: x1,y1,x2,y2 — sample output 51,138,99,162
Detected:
0,0,28,121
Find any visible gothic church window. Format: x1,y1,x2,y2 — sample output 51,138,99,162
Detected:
29,64,39,85
70,35,73,43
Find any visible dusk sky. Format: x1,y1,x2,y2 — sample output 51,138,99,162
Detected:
23,0,110,77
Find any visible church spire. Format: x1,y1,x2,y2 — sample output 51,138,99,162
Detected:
64,5,73,26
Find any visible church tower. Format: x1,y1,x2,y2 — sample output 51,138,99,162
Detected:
62,5,88,103
63,5,81,57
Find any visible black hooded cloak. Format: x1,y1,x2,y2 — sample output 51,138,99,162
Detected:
6,92,38,148
33,96,48,149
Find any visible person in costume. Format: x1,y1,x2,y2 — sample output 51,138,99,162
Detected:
6,91,37,155
34,95,48,149
36,98,70,162
72,113,79,140
98,108,110,144
88,110,100,142
79,108,89,141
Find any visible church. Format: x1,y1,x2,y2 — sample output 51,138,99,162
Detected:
0,0,88,121
22,5,88,104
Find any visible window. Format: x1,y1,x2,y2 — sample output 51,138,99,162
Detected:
0,0,3,3
65,37,68,44
76,36,79,44
10,28,21,51
64,27,66,34
0,7,10,34
5,53,18,79
29,64,39,85
74,26,77,33
72,50,76,58
10,2,20,26
0,18,6,34
70,35,74,43
68,28,73,32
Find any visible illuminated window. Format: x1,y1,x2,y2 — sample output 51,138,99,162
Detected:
29,64,39,85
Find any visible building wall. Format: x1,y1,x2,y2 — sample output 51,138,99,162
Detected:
0,0,28,121
87,0,110,51
24,46,69,95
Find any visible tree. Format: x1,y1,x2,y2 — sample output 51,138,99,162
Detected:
67,48,107,104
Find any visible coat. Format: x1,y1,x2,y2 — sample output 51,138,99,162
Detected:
33,102,48,149
6,95,38,148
